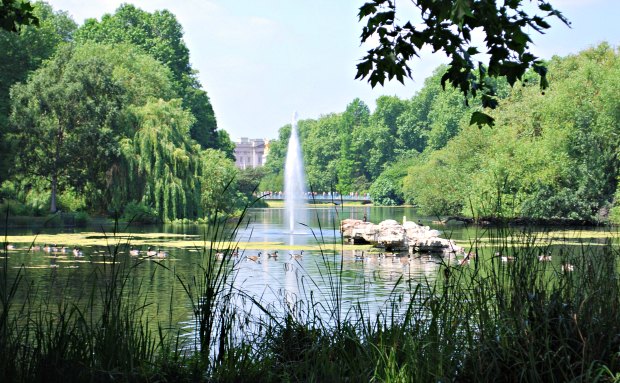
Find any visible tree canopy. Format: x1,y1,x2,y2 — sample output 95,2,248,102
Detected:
0,2,250,220
261,43,620,224
75,4,222,151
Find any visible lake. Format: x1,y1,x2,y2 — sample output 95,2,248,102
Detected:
1,205,615,343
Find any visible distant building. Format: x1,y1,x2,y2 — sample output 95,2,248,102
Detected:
234,137,269,169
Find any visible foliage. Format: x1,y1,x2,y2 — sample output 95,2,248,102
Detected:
237,167,268,207
121,201,159,224
369,156,415,206
199,149,240,215
402,44,620,222
356,0,570,126
0,2,76,187
261,44,619,223
0,0,38,32
75,4,221,150
9,43,124,212
8,39,241,221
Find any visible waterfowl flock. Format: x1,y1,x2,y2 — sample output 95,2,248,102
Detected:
2,243,172,260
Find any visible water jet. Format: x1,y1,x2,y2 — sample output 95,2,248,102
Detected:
284,112,307,234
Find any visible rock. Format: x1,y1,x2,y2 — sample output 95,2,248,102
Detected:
340,219,374,244
375,220,406,250
341,218,462,254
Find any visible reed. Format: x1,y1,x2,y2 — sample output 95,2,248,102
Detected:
2,203,620,382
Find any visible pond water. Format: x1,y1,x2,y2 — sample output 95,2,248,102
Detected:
1,205,615,341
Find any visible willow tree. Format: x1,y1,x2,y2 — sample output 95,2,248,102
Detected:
120,99,239,221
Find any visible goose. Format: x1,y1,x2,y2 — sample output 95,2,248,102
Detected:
267,251,278,259
129,247,140,256
400,256,412,265
156,249,168,258
458,252,475,266
538,254,552,262
43,244,52,252
354,251,364,261
561,263,575,272
496,251,514,263
31,244,41,251
146,247,157,257
215,251,225,260
6,243,15,250
290,250,304,259
232,247,240,257
72,247,83,257
246,252,261,262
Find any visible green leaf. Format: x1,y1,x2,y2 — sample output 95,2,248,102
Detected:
469,111,495,128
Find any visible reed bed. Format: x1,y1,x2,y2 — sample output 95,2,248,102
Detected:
1,211,620,382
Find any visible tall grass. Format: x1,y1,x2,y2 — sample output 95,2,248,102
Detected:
2,201,620,382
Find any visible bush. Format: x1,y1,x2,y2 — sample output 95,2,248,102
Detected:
0,199,32,216
57,189,87,212
369,176,404,206
122,201,160,224
73,211,90,227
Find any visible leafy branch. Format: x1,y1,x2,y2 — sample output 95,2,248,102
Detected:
356,0,570,127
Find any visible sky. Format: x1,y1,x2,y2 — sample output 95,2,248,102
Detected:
45,0,619,141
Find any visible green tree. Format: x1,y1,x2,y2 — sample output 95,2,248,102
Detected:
9,44,123,212
338,98,370,193
199,149,239,215
401,44,620,222
75,4,220,150
0,1,76,186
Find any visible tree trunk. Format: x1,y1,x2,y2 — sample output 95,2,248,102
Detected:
50,174,57,213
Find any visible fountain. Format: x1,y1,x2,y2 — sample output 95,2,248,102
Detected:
284,112,307,233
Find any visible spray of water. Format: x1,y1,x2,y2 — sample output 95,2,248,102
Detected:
284,112,307,233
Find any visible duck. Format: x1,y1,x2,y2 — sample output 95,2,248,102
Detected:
129,247,140,256
72,247,83,257
267,251,278,259
246,252,261,262
290,250,304,259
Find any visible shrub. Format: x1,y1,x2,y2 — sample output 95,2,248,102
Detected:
122,201,160,224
